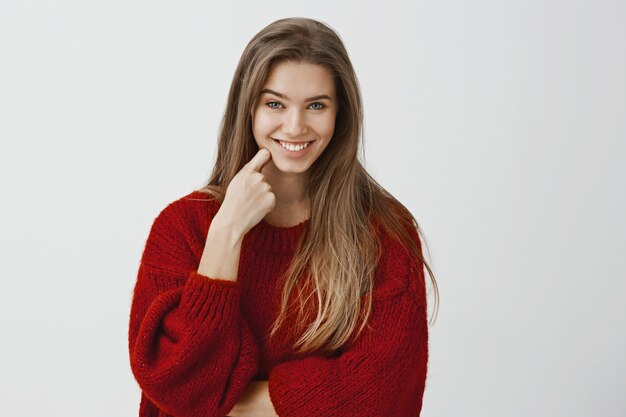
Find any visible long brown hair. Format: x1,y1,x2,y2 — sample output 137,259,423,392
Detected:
196,17,439,355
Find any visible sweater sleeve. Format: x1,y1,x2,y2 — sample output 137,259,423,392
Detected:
128,200,260,417
267,225,429,417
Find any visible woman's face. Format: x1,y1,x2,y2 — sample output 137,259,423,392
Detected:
251,61,338,174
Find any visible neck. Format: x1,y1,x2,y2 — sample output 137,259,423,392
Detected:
261,161,310,207
260,161,311,223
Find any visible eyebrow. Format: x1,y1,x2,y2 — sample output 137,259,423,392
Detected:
260,88,333,102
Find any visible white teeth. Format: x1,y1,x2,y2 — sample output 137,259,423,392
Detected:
279,140,310,152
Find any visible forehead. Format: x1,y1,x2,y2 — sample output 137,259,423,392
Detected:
262,61,335,98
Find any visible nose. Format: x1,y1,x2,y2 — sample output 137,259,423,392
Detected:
282,108,308,137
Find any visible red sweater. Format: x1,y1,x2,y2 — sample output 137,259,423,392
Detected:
128,190,429,417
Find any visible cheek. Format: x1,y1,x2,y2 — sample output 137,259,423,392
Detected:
317,114,337,139
252,111,277,136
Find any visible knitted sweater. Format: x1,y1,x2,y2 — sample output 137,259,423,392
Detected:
128,190,429,417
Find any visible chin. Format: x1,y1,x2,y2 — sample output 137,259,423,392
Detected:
272,160,312,174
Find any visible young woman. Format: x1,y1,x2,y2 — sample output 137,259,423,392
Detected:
128,17,439,417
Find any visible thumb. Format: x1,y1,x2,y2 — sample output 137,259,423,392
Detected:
246,148,272,172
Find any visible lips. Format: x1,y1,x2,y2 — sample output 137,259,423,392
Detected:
272,138,313,144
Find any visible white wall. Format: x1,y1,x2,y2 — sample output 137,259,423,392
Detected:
1,0,624,416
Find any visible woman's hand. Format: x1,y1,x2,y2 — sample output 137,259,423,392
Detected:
226,380,278,417
215,148,275,238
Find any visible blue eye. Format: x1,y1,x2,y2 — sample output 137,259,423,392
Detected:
266,101,283,109
310,102,325,110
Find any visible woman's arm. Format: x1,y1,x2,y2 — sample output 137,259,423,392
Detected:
129,201,261,417
198,211,244,280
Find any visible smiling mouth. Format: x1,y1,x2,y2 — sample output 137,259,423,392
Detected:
272,138,314,152
272,138,314,144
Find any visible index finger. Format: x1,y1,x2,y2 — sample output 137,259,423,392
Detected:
245,147,272,172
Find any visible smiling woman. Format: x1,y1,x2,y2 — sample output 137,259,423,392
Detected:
128,16,439,417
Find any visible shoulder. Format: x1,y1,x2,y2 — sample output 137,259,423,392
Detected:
150,189,222,236
371,216,425,300
140,189,221,273
153,189,220,225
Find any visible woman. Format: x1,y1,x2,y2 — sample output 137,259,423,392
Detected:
128,17,439,417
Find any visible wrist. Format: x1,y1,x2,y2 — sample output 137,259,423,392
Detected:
210,213,244,245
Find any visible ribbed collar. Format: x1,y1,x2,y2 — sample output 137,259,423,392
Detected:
249,217,310,254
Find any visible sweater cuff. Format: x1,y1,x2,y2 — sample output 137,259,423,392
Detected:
178,270,241,328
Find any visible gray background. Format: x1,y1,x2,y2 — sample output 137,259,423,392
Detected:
1,0,624,416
